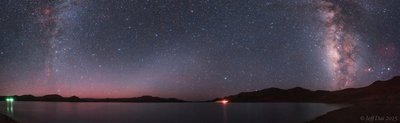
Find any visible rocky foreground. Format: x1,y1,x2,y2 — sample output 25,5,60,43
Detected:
0,113,17,123
309,103,400,123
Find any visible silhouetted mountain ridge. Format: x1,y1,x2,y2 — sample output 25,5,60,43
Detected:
0,94,185,102
3,76,400,103
310,76,400,123
218,76,400,104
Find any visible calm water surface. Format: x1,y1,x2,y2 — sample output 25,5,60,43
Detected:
0,102,346,123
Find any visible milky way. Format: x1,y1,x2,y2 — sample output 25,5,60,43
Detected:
317,0,362,90
33,0,83,93
1,0,400,100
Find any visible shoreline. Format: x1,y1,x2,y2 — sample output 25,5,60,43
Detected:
2,102,395,123
0,113,18,123
309,103,400,123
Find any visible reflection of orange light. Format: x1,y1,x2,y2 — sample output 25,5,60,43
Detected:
217,99,229,104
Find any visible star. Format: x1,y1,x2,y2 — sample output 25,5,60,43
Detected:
0,0,399,101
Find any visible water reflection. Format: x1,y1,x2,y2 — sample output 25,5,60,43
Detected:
221,103,227,123
0,102,345,123
6,101,14,116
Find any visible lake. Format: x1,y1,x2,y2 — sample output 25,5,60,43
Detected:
0,102,346,123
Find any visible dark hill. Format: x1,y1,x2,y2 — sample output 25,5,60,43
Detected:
221,87,327,102
84,95,185,102
321,76,400,104
0,95,185,103
310,76,400,123
0,94,83,102
218,76,400,104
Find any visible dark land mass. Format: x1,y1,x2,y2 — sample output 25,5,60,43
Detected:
2,76,400,123
0,95,185,122
0,114,18,123
82,95,185,102
309,104,400,123
216,76,400,104
214,76,400,123
0,95,185,103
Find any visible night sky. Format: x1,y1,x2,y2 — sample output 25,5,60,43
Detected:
0,0,399,100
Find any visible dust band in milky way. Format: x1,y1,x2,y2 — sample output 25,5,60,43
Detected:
317,0,362,90
34,0,80,86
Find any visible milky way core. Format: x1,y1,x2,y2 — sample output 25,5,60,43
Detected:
1,0,400,100
318,0,361,89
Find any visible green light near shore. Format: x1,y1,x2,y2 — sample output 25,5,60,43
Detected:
5,97,14,102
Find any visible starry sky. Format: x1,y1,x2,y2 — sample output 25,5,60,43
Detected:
0,0,399,100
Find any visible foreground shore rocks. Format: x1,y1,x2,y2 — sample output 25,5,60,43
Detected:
309,103,400,123
0,113,17,123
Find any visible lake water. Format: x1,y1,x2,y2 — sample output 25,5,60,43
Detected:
0,102,346,123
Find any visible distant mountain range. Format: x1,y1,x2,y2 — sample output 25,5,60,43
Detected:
2,77,399,123
0,95,184,102
215,76,400,104
2,76,400,103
